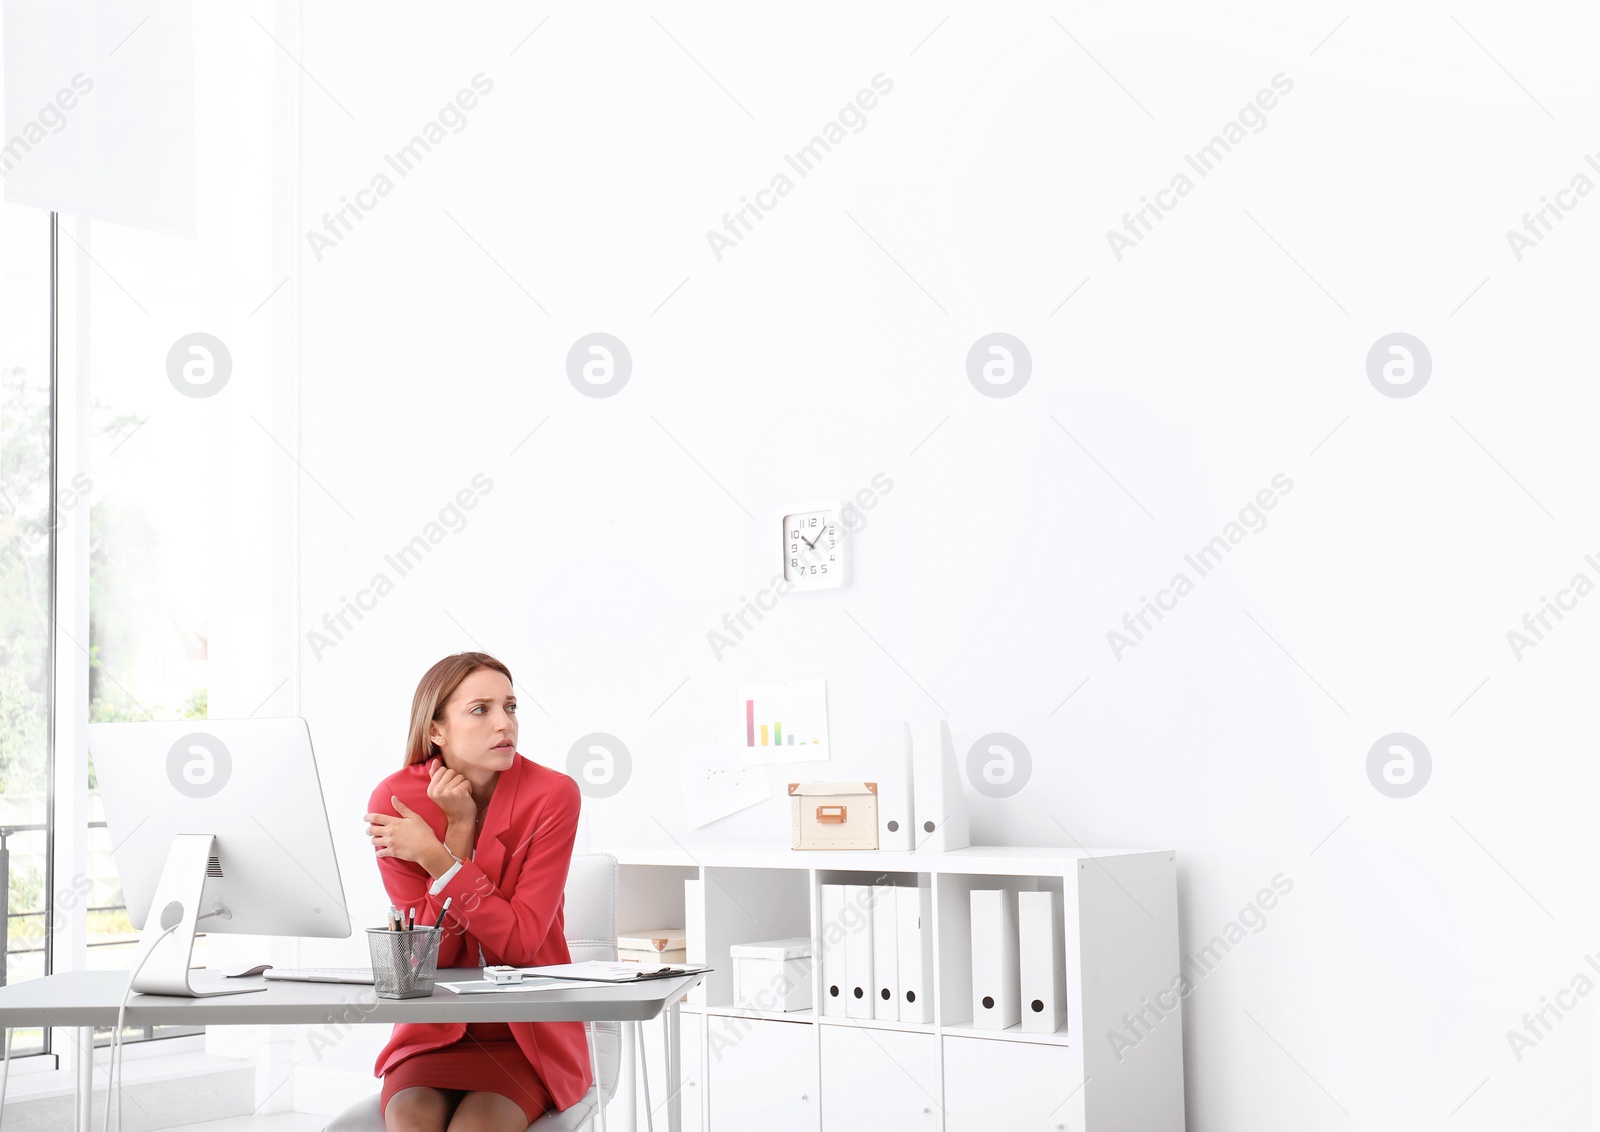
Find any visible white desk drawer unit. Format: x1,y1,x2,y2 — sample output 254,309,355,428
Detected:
605,843,1185,1132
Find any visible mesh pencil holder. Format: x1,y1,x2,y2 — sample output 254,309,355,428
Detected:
366,926,442,999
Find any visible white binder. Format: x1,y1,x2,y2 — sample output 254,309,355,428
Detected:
877,723,915,851
843,884,874,1019
970,889,1019,1029
685,877,706,1005
871,884,899,1020
896,883,933,1023
1018,890,1066,1033
820,884,849,1017
912,720,969,852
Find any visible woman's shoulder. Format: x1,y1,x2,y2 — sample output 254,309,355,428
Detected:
369,760,430,810
517,754,581,809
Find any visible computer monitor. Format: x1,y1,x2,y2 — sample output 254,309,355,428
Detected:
89,717,352,997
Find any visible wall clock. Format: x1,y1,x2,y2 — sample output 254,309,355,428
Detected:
779,500,851,590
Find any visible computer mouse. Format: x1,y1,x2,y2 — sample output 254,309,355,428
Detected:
224,963,274,978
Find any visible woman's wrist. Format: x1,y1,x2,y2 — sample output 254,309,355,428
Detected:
420,839,459,880
443,821,472,859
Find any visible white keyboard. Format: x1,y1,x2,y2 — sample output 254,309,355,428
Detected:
262,967,375,984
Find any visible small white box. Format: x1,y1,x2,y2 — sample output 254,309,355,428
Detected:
730,937,813,1013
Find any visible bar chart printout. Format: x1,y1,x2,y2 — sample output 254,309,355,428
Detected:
739,679,829,765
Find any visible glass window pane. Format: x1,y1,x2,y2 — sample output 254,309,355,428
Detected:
0,202,53,1058
75,220,214,1046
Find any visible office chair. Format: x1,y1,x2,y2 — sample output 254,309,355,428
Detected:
324,852,623,1132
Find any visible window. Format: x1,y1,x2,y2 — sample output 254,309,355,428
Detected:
0,4,293,1065
75,215,218,1048
0,203,54,1057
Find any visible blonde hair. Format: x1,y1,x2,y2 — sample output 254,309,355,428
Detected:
403,652,514,767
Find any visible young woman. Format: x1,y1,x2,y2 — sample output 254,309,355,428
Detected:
364,652,590,1131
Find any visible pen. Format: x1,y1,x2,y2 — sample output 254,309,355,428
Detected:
407,906,416,931
388,907,400,932
432,897,452,931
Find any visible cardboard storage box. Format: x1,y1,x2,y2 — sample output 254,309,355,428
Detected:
789,782,878,850
618,928,687,965
620,947,686,964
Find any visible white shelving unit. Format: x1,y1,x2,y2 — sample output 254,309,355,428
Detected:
605,844,1184,1132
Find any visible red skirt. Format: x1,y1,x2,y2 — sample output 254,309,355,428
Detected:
380,1021,553,1124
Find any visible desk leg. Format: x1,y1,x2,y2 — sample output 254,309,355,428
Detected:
665,1001,680,1132
621,1021,637,1130
76,1026,93,1132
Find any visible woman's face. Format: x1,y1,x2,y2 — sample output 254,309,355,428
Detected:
428,668,518,775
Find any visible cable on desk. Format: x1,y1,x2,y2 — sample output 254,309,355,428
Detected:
104,924,179,1132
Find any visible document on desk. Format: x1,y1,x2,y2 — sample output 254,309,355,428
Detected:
439,977,613,995
515,961,711,982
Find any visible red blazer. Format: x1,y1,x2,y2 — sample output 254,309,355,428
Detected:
368,752,592,1111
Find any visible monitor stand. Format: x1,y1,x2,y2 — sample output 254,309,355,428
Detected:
130,833,265,997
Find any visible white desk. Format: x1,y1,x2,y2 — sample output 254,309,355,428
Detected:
0,967,704,1132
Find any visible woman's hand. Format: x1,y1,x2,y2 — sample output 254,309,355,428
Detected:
427,758,476,828
366,796,446,866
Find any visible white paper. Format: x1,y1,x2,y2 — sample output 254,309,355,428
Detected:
517,961,708,981
679,732,772,827
439,977,612,994
739,679,829,765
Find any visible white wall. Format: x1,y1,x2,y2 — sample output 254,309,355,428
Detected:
293,2,1600,1127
